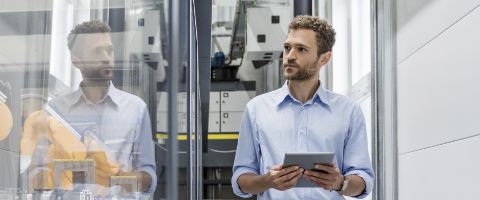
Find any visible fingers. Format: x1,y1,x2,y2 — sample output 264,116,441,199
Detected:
278,165,300,176
303,174,332,189
303,169,336,182
288,171,303,185
269,163,342,191
268,164,305,191
274,169,304,191
283,171,303,190
303,164,343,190
313,163,337,174
276,167,303,183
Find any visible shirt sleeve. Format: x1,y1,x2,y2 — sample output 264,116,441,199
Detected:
133,106,157,194
231,105,261,198
342,104,375,199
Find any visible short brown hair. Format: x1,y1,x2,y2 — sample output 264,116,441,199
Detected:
288,15,336,56
67,20,111,51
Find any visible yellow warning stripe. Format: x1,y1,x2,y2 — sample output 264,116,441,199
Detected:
208,134,239,140
156,133,239,140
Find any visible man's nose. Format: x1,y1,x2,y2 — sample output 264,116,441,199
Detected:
284,50,296,62
104,51,113,60
285,54,296,64
101,51,113,64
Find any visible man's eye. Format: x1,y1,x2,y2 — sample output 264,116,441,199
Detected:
299,48,307,52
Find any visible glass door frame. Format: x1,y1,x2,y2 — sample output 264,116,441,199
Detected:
371,0,398,200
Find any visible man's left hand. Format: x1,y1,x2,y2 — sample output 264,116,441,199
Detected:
303,163,343,191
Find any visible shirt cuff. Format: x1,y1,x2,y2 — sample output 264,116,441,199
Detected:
345,170,374,199
231,167,258,198
138,167,157,194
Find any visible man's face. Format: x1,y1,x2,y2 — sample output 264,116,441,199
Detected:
71,33,114,81
283,29,327,81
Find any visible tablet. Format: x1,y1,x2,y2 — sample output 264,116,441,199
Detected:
282,152,335,187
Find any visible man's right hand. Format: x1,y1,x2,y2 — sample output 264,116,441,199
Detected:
265,165,304,191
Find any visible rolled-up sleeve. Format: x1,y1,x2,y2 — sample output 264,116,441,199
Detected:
342,104,375,199
134,107,157,194
231,105,261,198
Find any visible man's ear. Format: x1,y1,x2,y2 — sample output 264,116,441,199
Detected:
317,51,332,68
320,51,332,65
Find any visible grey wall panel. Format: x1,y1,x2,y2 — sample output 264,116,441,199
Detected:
0,35,51,65
0,149,19,188
398,135,480,200
397,0,480,62
0,11,52,35
397,6,480,154
0,0,53,12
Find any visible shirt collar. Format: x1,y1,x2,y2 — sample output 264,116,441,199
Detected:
68,81,121,109
275,80,330,107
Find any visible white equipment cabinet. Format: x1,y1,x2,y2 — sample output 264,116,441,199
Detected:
245,6,292,61
156,83,255,134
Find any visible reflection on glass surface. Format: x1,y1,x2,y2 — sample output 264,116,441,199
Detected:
0,90,13,141
0,0,375,199
19,21,156,199
0,0,167,197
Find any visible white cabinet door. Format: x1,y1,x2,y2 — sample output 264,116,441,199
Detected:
220,91,255,112
220,112,243,132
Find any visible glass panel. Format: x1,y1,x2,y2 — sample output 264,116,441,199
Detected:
0,0,170,199
205,1,257,199
157,0,194,199
330,0,373,200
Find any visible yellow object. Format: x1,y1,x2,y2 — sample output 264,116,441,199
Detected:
0,100,13,141
21,110,120,194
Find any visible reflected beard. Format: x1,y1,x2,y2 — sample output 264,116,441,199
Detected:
82,68,113,81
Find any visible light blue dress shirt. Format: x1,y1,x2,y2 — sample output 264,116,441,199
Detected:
232,81,374,200
46,83,157,194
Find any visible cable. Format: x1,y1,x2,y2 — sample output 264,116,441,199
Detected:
154,142,187,154
208,148,236,154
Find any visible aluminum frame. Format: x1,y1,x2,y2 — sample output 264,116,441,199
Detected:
167,0,186,199
371,0,398,199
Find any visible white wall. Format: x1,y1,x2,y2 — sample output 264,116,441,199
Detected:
397,1,480,199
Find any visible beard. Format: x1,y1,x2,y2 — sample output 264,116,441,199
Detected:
81,65,114,81
283,61,317,81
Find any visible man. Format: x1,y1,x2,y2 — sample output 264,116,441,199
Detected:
21,21,156,197
231,16,374,199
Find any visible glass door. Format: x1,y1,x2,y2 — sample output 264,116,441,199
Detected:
0,0,202,199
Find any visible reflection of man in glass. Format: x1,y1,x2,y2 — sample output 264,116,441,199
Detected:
21,21,156,197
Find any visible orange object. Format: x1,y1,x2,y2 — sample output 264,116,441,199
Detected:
0,100,13,140
21,110,120,194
